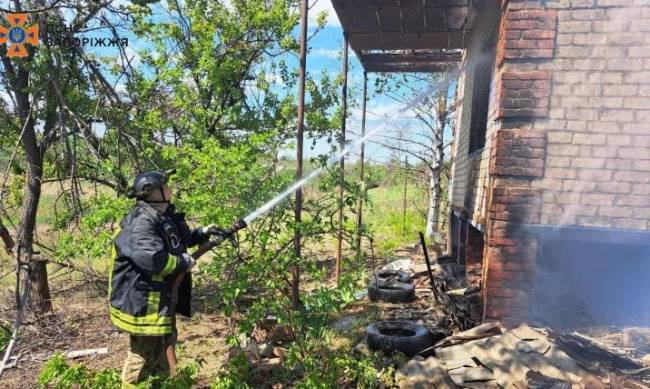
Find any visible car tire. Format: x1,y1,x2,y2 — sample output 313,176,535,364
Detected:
365,320,435,357
375,269,413,284
368,281,416,303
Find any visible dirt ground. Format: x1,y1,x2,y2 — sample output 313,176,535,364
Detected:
0,280,233,388
0,243,438,388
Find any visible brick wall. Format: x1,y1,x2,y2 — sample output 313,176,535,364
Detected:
466,224,485,288
531,3,650,230
479,0,650,325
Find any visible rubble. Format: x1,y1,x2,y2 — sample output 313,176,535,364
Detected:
398,324,650,389
226,314,295,379
412,254,482,330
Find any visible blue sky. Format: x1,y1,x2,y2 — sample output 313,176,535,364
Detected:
289,0,456,164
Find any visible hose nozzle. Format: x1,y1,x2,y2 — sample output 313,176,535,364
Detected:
229,219,248,233
223,219,247,248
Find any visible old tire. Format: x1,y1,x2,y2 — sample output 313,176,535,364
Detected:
368,281,416,303
365,321,434,357
375,269,413,284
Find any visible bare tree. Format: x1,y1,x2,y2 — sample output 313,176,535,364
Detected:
426,76,453,238
367,73,456,238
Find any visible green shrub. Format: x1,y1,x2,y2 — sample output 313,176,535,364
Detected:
38,354,120,389
38,354,197,389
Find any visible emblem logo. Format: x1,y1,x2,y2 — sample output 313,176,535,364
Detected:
0,13,39,58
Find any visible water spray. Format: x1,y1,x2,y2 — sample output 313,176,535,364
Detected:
242,80,443,226
169,80,445,370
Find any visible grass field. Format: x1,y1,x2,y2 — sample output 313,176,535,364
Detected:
364,183,430,254
0,169,441,262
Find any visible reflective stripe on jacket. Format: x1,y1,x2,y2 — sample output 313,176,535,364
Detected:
109,202,208,336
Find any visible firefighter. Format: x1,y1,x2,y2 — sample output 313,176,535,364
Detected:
109,171,221,387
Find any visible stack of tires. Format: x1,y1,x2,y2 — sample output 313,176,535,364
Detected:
367,269,416,303
365,269,445,357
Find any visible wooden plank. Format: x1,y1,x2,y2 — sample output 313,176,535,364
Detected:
65,348,109,359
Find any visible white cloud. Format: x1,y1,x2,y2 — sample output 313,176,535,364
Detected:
110,0,130,8
311,48,339,59
115,83,128,95
92,122,107,137
124,46,141,67
310,0,341,27
265,73,286,86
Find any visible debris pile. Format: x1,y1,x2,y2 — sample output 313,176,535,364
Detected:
413,254,482,330
397,323,650,389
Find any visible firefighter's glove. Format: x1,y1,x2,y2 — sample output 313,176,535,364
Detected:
201,224,227,237
178,253,196,271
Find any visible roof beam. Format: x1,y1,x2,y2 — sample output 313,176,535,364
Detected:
363,62,458,73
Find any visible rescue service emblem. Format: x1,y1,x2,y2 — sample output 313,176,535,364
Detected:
0,13,39,58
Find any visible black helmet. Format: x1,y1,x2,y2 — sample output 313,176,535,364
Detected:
128,171,168,199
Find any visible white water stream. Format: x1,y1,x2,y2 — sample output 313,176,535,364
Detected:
243,81,442,226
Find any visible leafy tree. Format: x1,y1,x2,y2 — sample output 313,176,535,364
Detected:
4,0,377,385
0,0,337,311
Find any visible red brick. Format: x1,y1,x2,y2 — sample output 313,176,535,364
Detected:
522,30,556,39
502,71,550,80
535,40,555,49
493,187,541,197
508,10,558,20
506,39,538,49
499,108,550,118
506,20,539,30
505,49,555,59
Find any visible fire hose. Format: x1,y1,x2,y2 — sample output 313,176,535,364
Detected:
167,218,248,374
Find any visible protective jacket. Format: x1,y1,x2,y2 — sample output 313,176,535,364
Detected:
109,201,209,336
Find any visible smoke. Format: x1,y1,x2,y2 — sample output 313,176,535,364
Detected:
530,4,650,328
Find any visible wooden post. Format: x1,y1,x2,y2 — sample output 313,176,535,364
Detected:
292,0,308,308
355,72,368,253
335,38,349,284
402,156,408,234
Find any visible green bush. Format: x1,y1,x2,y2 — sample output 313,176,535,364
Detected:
38,354,197,389
38,354,120,389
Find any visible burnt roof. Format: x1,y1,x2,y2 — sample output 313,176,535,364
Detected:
330,0,473,72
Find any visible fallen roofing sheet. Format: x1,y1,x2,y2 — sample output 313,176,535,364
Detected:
398,324,650,388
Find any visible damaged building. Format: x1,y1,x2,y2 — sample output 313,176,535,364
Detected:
332,0,650,327
449,0,650,327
